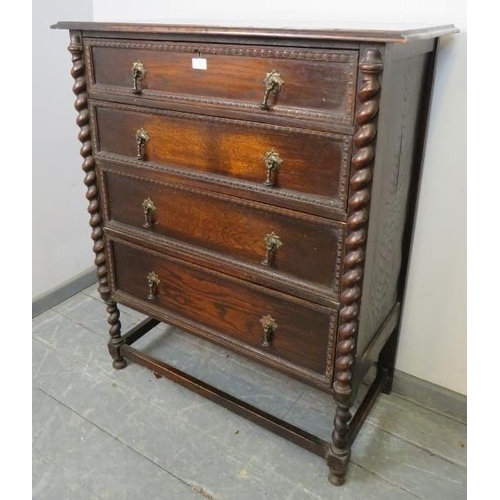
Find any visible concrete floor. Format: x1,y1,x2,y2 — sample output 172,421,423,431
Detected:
33,286,466,499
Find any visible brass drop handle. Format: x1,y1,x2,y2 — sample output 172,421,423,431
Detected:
260,315,277,347
262,232,282,266
132,61,146,93
263,150,283,187
260,70,284,110
136,127,150,160
147,271,160,300
142,198,156,228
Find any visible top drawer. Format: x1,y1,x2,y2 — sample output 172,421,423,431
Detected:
85,39,358,126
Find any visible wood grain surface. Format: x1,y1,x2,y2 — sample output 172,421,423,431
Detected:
103,167,342,292
111,240,334,377
88,39,357,123
52,22,458,44
357,47,432,360
93,103,351,207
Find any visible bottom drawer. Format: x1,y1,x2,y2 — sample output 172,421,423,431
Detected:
110,240,336,385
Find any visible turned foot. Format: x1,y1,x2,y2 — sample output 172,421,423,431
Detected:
112,357,127,370
327,447,350,486
328,470,345,486
327,404,352,486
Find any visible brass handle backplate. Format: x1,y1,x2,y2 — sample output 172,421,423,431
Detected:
263,150,283,187
260,70,284,110
132,61,146,93
262,232,282,266
136,127,150,160
147,271,160,300
142,198,156,228
260,314,277,347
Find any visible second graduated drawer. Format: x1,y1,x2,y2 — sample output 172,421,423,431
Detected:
91,102,352,217
101,166,343,298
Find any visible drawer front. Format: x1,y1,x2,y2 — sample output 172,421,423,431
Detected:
111,240,335,381
93,103,351,212
86,39,358,125
102,168,343,295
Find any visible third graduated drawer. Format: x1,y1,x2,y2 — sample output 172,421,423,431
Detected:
100,164,344,302
90,101,352,219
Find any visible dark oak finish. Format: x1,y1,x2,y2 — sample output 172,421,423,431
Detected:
92,102,352,211
102,166,343,295
56,22,457,487
67,30,126,370
54,22,458,43
110,240,336,383
86,38,357,126
357,44,433,361
103,219,338,307
327,46,383,485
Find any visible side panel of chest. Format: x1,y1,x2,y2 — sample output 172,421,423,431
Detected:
357,44,435,361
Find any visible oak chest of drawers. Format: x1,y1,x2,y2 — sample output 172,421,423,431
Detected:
53,21,457,486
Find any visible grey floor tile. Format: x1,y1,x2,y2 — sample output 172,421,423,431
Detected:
161,437,258,498
32,317,211,426
33,310,110,367
102,358,205,417
283,390,335,442
197,460,298,500
137,325,303,418
33,389,201,500
33,387,50,437
38,366,137,437
215,429,396,500
39,353,312,497
32,309,61,331
33,338,70,386
33,386,68,439
104,358,286,463
53,293,140,337
198,355,301,418
352,423,466,500
245,432,326,489
173,395,280,459
244,421,421,500
82,284,101,300
290,463,419,500
33,449,99,500
282,389,466,499
367,393,467,467
38,360,253,467
283,382,371,442
136,325,215,377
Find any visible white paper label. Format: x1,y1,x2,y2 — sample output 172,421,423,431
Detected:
192,58,207,70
